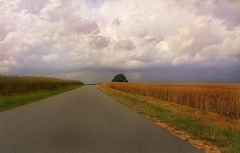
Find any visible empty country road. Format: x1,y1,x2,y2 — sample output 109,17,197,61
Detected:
0,86,202,153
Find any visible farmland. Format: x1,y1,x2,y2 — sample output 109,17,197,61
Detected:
0,76,83,111
99,82,240,153
108,82,240,118
0,76,83,96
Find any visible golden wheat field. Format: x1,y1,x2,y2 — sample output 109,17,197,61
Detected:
108,82,240,118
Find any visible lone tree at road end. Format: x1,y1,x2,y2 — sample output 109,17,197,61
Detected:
112,74,128,82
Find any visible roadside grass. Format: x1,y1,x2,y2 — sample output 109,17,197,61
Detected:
0,85,80,112
98,84,240,153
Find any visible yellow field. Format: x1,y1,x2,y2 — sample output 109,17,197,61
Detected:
108,82,240,118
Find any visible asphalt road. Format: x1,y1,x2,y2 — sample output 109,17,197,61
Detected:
0,86,203,153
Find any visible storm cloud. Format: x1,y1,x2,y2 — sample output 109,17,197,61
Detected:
0,0,239,83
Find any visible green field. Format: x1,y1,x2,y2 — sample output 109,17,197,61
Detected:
0,76,83,111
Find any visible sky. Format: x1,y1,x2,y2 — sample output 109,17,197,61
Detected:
0,0,240,83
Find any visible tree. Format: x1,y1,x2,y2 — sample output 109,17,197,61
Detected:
112,74,128,82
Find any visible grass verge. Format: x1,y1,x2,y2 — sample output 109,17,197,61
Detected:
0,85,81,112
98,84,240,153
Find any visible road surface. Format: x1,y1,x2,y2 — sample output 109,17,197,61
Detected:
0,86,202,153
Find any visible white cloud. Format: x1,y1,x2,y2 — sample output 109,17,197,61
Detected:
0,0,239,82
0,55,17,73
43,53,58,62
